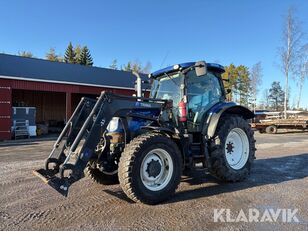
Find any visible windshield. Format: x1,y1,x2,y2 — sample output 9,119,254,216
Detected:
150,73,182,105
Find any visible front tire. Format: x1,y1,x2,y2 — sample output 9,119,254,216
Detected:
85,160,119,185
118,133,182,204
209,115,255,182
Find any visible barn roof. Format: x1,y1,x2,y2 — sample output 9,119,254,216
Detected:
0,53,147,90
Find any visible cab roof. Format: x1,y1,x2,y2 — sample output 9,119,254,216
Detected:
150,61,225,78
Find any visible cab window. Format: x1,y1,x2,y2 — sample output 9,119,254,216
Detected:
187,72,222,124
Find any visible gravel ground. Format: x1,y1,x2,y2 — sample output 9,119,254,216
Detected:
0,132,307,231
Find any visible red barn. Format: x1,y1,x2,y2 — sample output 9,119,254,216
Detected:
0,54,146,140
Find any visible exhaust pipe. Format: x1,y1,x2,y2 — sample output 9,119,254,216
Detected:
132,71,142,98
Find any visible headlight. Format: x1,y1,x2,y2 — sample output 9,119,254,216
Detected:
107,117,121,132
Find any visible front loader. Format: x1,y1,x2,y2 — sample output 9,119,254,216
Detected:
34,61,255,204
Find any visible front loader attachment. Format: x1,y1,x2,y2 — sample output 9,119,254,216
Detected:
33,93,102,196
33,169,70,196
33,92,165,196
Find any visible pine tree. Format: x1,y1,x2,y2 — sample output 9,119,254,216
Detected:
79,46,93,66
222,64,251,104
222,64,238,101
269,81,285,111
64,42,76,63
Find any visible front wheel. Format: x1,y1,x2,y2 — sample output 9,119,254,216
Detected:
118,133,182,204
85,160,119,185
209,115,255,182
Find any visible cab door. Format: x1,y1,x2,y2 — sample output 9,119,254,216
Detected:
186,71,223,132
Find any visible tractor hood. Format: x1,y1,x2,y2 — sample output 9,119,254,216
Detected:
149,61,225,79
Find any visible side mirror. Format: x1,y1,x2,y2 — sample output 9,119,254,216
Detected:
195,61,207,77
226,89,232,94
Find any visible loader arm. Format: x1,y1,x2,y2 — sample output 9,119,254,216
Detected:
33,91,166,196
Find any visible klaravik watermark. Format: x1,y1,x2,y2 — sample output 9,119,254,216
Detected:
213,208,299,223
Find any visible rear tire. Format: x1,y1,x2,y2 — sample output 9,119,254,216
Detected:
118,133,182,204
209,115,255,182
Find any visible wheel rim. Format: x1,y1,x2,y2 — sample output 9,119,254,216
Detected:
225,128,249,170
140,148,173,191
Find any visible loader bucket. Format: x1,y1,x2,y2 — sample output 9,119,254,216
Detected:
33,169,70,197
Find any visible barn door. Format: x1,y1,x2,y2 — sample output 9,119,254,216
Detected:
0,86,12,140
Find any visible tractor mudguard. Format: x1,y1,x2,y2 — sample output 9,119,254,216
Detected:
141,125,176,135
203,102,254,139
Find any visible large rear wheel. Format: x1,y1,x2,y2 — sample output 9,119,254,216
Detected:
118,133,182,204
209,115,255,182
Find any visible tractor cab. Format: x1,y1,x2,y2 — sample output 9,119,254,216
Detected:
149,61,226,132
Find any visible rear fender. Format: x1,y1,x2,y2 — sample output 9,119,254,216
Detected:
203,102,254,139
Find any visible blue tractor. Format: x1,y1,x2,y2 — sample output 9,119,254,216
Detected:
34,61,255,204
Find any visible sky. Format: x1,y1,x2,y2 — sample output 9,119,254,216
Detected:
0,0,308,108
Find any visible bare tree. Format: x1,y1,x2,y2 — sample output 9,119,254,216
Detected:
142,61,152,74
109,59,118,70
250,62,263,113
278,7,303,118
261,88,270,109
294,44,308,109
122,60,152,74
18,51,34,58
